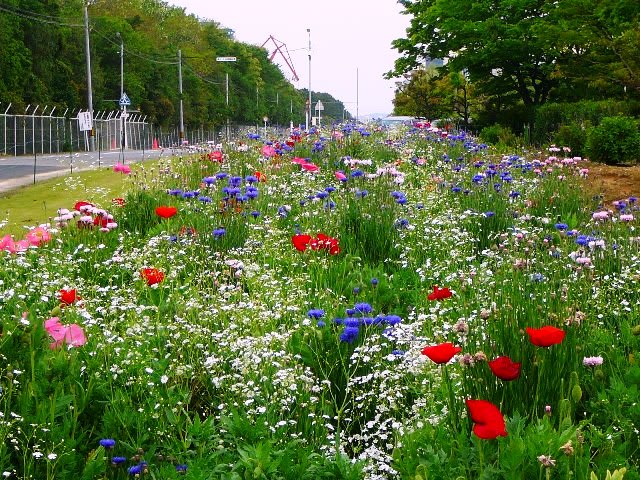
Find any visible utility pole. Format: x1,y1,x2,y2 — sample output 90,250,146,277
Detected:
83,1,95,151
356,67,359,123
178,49,184,144
307,28,311,131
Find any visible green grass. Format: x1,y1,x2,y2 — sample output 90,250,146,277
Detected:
0,166,148,238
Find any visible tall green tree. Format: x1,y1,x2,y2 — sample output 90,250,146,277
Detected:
389,0,564,119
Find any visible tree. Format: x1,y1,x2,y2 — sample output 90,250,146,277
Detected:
389,0,563,119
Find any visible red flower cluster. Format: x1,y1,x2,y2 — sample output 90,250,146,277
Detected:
421,342,461,364
427,285,452,301
155,206,178,219
488,356,521,381
59,289,80,306
466,399,508,439
526,326,566,347
292,233,341,255
140,268,165,286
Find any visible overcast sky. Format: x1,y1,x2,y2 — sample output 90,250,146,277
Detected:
168,0,409,117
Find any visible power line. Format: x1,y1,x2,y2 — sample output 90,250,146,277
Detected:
0,3,83,28
91,29,179,65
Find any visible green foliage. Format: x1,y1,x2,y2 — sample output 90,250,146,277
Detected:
586,116,640,165
479,124,518,147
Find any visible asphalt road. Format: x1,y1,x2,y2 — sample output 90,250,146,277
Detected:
0,148,175,194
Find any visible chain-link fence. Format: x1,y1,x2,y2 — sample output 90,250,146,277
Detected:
0,104,297,157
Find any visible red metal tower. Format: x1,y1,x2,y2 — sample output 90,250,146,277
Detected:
261,35,300,82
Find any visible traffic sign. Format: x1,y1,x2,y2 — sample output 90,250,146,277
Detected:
315,100,324,111
119,93,131,106
216,56,237,62
77,111,93,132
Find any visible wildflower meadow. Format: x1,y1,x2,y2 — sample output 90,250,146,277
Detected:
0,123,638,479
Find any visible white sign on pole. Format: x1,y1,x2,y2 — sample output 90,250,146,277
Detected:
119,93,131,106
315,100,324,111
216,56,237,62
77,111,93,132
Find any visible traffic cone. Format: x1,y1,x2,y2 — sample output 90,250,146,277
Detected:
152,138,159,150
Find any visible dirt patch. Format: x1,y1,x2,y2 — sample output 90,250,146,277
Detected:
582,161,640,203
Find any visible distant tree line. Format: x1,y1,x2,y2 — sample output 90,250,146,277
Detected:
388,0,640,156
0,0,349,128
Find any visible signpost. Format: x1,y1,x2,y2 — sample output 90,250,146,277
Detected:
77,111,93,132
315,100,324,128
216,57,237,142
119,93,131,155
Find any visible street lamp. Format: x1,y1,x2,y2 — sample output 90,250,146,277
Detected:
306,28,311,131
116,32,126,156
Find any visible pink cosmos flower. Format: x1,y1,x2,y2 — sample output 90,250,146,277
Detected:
113,163,131,174
25,227,52,246
301,163,319,172
261,145,276,157
335,171,347,181
44,317,86,349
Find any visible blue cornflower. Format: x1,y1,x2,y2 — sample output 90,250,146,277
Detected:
99,439,116,449
307,309,325,319
354,302,373,314
203,176,216,186
340,326,360,344
182,190,198,199
391,349,405,356
555,223,569,231
176,464,188,473
245,175,258,184
229,176,243,187
325,201,336,210
111,456,127,465
530,273,545,282
451,186,462,193
316,320,326,328
355,190,368,198
333,318,344,326
416,202,424,209
316,191,329,199
245,190,258,200
351,169,364,178
128,464,143,475
325,186,336,193
344,318,361,327
371,277,379,287
198,196,212,203
629,196,637,203
251,211,260,218
277,206,288,218
509,191,520,198
484,211,495,218
472,174,484,183
212,228,226,238
215,172,228,180
168,188,183,196
385,315,402,325
395,218,409,229
396,196,407,205
352,287,360,295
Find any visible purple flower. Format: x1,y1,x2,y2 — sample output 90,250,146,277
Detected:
99,439,116,449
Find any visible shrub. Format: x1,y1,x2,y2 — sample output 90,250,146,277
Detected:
553,122,590,157
479,124,518,146
586,116,640,165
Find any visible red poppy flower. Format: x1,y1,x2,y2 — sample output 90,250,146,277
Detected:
421,342,462,364
155,206,178,219
466,399,508,439
427,286,452,301
292,234,313,252
488,356,521,381
59,289,80,305
93,215,108,227
140,268,165,286
74,201,94,212
314,233,341,255
112,198,126,207
254,171,267,182
526,326,566,347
